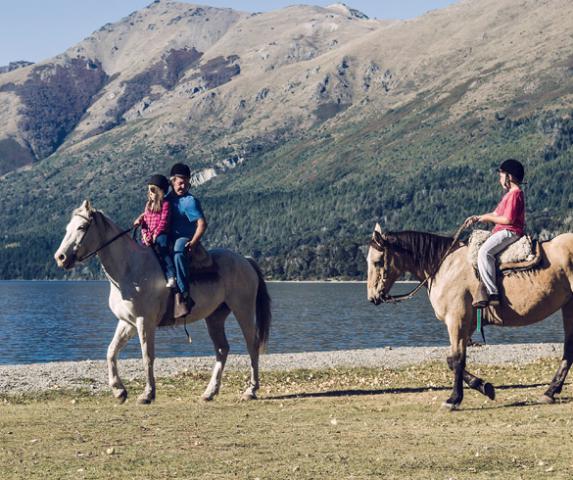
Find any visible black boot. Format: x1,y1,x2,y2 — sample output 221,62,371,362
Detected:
174,293,190,318
472,283,489,308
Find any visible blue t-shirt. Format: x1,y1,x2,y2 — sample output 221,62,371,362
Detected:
167,192,204,238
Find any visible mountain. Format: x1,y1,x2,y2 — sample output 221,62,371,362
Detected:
0,0,572,279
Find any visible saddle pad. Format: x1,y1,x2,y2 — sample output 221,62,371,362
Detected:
468,229,537,272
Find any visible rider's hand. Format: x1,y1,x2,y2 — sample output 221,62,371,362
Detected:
463,216,478,228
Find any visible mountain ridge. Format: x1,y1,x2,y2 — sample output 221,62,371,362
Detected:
0,0,572,279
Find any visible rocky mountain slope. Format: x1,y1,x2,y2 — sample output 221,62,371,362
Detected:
1,0,573,279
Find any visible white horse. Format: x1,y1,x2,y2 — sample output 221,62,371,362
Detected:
54,200,271,404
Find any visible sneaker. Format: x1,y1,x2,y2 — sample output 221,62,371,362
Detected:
166,277,176,288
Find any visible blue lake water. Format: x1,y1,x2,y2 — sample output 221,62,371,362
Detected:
0,281,565,365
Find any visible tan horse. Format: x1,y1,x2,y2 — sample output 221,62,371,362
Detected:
367,223,573,409
54,201,271,404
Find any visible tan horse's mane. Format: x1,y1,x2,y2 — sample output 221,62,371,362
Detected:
386,230,457,274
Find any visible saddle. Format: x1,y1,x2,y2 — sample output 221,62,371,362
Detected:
467,229,542,276
158,242,218,328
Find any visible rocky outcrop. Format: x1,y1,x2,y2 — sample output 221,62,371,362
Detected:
0,61,34,74
0,58,108,159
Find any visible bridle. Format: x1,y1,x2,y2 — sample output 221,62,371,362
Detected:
72,212,133,262
369,233,428,304
369,223,467,304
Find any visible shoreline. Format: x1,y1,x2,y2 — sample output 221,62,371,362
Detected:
0,343,562,395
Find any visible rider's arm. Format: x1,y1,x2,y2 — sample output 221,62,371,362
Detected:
186,217,207,250
478,213,510,225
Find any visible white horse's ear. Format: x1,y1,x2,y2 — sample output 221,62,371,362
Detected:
374,223,383,234
82,199,93,214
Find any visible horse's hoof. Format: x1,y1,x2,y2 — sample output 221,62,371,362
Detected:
114,390,128,404
201,394,215,402
483,382,496,401
441,401,459,411
241,392,257,401
540,394,555,404
137,395,154,405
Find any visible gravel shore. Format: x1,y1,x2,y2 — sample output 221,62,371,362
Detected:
0,343,562,395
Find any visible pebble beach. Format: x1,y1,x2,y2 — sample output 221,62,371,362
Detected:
0,343,562,395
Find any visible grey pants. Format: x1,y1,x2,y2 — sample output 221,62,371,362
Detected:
477,230,520,295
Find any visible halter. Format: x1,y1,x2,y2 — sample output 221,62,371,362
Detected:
73,212,133,262
369,223,467,304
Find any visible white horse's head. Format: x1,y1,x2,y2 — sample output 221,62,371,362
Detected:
367,223,401,305
54,200,98,270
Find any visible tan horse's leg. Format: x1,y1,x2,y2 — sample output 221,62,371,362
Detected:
542,299,573,403
463,370,496,400
135,316,156,404
444,314,470,410
107,320,136,403
202,304,231,401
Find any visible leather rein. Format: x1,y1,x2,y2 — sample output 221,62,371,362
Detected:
369,223,467,304
74,212,133,262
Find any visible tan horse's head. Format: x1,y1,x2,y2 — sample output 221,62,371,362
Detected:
54,200,97,270
367,223,402,305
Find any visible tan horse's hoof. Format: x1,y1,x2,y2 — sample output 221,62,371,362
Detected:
441,401,459,411
540,394,555,404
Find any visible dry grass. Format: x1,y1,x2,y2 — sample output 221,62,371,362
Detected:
1,359,573,479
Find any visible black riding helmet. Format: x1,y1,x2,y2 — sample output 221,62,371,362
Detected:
170,163,191,179
499,159,524,184
148,174,169,194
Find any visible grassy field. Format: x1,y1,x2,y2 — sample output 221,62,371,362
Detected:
1,360,573,479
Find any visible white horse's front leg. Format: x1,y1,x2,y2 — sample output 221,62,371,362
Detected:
136,316,157,404
203,307,231,401
107,320,136,403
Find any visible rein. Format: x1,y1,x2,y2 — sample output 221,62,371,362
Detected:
74,213,134,262
370,222,468,304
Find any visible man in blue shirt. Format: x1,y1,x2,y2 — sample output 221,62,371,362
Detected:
167,163,207,317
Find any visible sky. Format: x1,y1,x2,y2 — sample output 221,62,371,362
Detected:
0,0,458,66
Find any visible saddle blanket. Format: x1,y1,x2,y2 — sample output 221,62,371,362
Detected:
468,229,536,272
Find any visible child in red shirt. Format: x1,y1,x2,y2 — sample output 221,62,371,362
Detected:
466,159,526,307
134,175,176,288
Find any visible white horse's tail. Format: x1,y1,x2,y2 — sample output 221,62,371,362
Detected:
247,258,272,353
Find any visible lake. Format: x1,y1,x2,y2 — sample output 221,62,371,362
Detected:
0,281,565,365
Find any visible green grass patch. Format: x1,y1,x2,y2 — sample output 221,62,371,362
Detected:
1,359,573,479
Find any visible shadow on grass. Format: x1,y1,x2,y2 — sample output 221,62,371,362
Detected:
264,382,556,401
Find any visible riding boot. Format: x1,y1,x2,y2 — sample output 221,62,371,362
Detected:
472,282,489,308
174,292,190,318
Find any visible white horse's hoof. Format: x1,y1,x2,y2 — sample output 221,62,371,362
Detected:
241,392,257,401
201,393,215,402
114,389,128,404
540,394,555,404
137,394,154,405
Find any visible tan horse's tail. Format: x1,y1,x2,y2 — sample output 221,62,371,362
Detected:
247,258,272,353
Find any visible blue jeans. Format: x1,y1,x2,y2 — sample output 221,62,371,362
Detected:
172,236,190,294
154,234,175,281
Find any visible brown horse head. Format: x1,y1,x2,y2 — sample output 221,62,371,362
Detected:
367,223,402,304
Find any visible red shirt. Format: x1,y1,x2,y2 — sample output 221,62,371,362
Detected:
492,189,525,236
141,201,170,246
